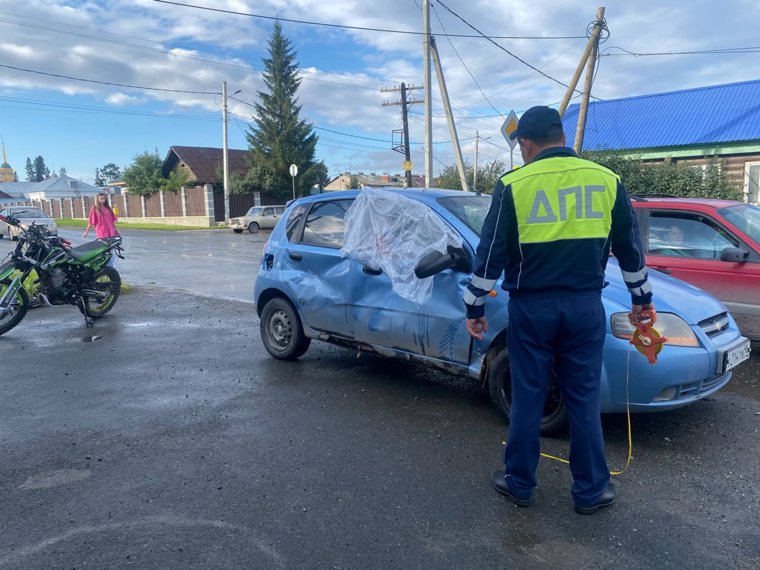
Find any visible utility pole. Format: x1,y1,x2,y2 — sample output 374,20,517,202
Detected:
382,83,423,187
422,0,433,187
574,29,599,154
473,131,479,193
559,6,606,118
222,80,230,222
430,36,468,192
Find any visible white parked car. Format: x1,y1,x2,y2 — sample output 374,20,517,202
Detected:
0,206,58,240
229,205,286,234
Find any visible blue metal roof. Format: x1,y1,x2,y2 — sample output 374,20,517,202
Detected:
562,79,760,151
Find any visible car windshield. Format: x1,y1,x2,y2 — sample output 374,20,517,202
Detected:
718,204,760,245
12,208,47,218
437,195,491,236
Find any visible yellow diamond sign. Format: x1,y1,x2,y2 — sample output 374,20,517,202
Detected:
500,110,519,150
402,160,413,171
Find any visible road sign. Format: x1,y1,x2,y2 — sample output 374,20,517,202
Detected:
402,160,413,171
500,110,519,150
289,164,298,177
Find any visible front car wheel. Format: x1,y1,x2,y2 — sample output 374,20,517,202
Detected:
487,349,568,436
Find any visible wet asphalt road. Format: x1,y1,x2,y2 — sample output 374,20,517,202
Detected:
0,229,759,569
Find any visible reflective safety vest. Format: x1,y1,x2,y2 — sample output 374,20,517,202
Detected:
505,156,620,245
463,148,650,319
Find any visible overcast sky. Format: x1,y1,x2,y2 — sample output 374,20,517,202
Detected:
1,0,760,184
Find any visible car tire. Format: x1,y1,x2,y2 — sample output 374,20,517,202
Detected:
248,222,260,234
487,349,568,437
260,297,311,360
233,229,244,234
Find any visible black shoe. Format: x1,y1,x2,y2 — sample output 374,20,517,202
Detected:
491,470,533,507
574,483,616,514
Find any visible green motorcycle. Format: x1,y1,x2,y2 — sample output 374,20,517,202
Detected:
0,211,123,335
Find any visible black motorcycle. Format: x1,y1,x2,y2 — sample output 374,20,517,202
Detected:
0,212,124,335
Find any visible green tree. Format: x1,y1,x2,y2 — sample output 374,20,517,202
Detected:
163,167,190,193
313,161,329,191
122,150,163,195
101,163,121,183
434,159,507,194
34,156,49,181
25,157,34,182
583,151,741,200
349,174,360,189
59,167,66,176
246,21,320,200
94,167,105,186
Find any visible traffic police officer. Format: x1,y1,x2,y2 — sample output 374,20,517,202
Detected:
464,106,653,514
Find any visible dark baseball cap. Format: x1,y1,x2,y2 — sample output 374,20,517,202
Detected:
510,106,564,140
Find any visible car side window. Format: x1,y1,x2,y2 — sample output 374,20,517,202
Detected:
275,207,285,215
648,212,738,259
262,207,274,216
301,200,353,248
284,205,305,241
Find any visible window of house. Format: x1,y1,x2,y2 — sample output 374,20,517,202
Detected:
648,212,738,259
301,200,353,248
744,162,760,204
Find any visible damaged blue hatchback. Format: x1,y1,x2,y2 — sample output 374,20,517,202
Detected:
254,188,750,434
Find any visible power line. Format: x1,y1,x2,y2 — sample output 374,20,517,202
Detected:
0,63,219,95
0,15,384,93
601,45,760,57
434,0,584,96
431,4,503,118
0,95,220,121
151,0,584,40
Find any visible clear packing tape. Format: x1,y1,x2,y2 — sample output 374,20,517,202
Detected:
340,188,462,305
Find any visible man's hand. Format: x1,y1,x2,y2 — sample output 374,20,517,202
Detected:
466,316,488,340
629,302,655,325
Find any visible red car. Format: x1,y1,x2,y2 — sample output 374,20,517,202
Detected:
631,197,760,340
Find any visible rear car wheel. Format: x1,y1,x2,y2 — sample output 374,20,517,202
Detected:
78,267,121,318
248,222,260,234
487,349,568,436
0,279,29,336
260,297,311,360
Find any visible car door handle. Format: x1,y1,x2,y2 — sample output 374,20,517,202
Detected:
362,265,382,276
288,251,302,261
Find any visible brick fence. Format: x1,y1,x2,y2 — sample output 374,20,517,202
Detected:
2,184,281,227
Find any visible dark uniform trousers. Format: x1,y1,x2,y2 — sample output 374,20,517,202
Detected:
503,291,611,507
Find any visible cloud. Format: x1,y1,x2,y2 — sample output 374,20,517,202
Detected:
105,92,142,106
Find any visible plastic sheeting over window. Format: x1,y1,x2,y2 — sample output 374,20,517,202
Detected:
340,188,462,304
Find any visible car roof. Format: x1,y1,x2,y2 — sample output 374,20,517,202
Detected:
630,196,743,208
296,187,485,206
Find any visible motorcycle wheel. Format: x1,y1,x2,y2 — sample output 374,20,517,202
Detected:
0,279,29,336
78,266,121,318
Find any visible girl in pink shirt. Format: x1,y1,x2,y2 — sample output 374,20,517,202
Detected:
83,193,119,239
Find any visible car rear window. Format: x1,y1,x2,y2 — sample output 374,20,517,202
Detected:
11,208,47,218
301,199,353,248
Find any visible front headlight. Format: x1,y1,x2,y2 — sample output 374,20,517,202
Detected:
610,312,700,347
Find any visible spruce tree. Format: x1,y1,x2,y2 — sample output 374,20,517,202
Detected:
246,21,323,199
25,157,34,182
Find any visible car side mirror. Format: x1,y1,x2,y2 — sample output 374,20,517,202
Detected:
720,246,749,263
414,245,472,279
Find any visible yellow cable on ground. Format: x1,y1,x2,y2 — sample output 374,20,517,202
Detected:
539,349,634,476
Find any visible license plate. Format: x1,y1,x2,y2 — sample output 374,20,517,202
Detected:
720,340,751,373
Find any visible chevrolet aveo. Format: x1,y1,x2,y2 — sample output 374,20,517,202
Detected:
254,188,751,434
